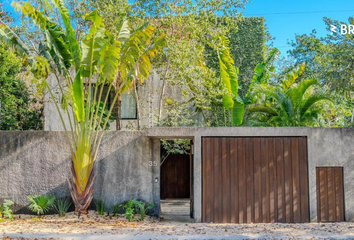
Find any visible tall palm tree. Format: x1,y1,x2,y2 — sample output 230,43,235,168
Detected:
1,0,165,213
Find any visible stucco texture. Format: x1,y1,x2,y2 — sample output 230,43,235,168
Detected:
1,127,354,223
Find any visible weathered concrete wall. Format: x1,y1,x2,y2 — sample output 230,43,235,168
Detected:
0,131,160,215
1,127,354,222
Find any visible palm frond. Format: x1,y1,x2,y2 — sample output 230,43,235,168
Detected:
281,62,305,90
81,10,106,78
300,93,332,119
119,22,154,82
287,78,318,106
242,119,271,127
98,39,121,81
12,2,72,75
246,103,279,116
134,33,166,83
51,0,81,70
117,18,130,44
0,24,29,57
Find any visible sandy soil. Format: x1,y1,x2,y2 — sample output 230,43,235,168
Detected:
0,211,354,239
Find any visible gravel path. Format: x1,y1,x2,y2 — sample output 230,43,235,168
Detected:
0,212,354,239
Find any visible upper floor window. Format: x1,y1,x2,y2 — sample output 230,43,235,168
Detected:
88,84,137,120
120,91,137,120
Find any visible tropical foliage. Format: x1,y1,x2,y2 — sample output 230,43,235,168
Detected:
218,37,243,126
53,197,72,217
132,200,154,222
0,200,14,220
289,17,354,126
82,0,249,128
0,44,43,130
2,0,165,213
95,199,105,216
245,63,332,126
207,45,280,127
28,194,56,216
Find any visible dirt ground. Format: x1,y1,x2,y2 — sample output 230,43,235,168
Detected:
0,211,354,239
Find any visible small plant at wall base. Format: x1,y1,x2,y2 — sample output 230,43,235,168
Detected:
133,200,154,221
1,200,14,221
123,200,136,222
96,199,105,216
112,203,120,217
28,195,56,216
53,197,72,217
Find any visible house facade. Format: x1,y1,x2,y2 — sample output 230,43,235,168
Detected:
1,127,353,223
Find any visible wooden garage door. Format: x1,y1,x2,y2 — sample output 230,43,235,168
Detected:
316,167,344,222
202,137,309,223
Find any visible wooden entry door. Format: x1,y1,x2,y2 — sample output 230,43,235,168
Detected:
202,137,310,223
316,167,345,222
160,153,190,199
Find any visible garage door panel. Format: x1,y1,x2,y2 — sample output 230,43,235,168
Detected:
299,137,309,222
221,138,230,223
246,138,254,223
286,138,294,223
291,138,301,223
260,138,268,223
268,138,276,222
230,138,238,223
254,138,262,223
276,138,284,222
202,137,309,223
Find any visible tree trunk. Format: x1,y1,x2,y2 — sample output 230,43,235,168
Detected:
133,81,141,130
68,161,96,215
115,91,121,130
158,59,170,124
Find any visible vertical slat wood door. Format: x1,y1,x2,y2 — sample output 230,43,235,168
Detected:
160,153,190,199
316,167,344,222
202,137,309,223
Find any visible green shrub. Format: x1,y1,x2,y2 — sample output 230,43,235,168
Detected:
133,200,154,221
28,194,56,216
95,199,105,215
53,197,71,217
112,203,120,217
2,200,14,220
123,200,135,222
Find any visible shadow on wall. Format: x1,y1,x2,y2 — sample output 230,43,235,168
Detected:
0,131,159,216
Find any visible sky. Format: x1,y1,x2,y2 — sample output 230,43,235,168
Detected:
3,0,354,58
242,0,354,57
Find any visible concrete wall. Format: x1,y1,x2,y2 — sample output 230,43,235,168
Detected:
1,127,354,222
0,131,160,215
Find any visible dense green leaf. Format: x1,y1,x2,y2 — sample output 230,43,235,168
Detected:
51,0,81,70
72,68,85,122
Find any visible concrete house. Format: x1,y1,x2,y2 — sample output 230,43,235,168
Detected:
1,17,353,224
1,128,354,223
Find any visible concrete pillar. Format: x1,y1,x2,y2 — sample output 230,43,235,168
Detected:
193,134,202,222
151,138,160,217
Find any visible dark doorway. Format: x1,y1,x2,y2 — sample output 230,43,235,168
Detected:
160,139,193,220
160,152,190,198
